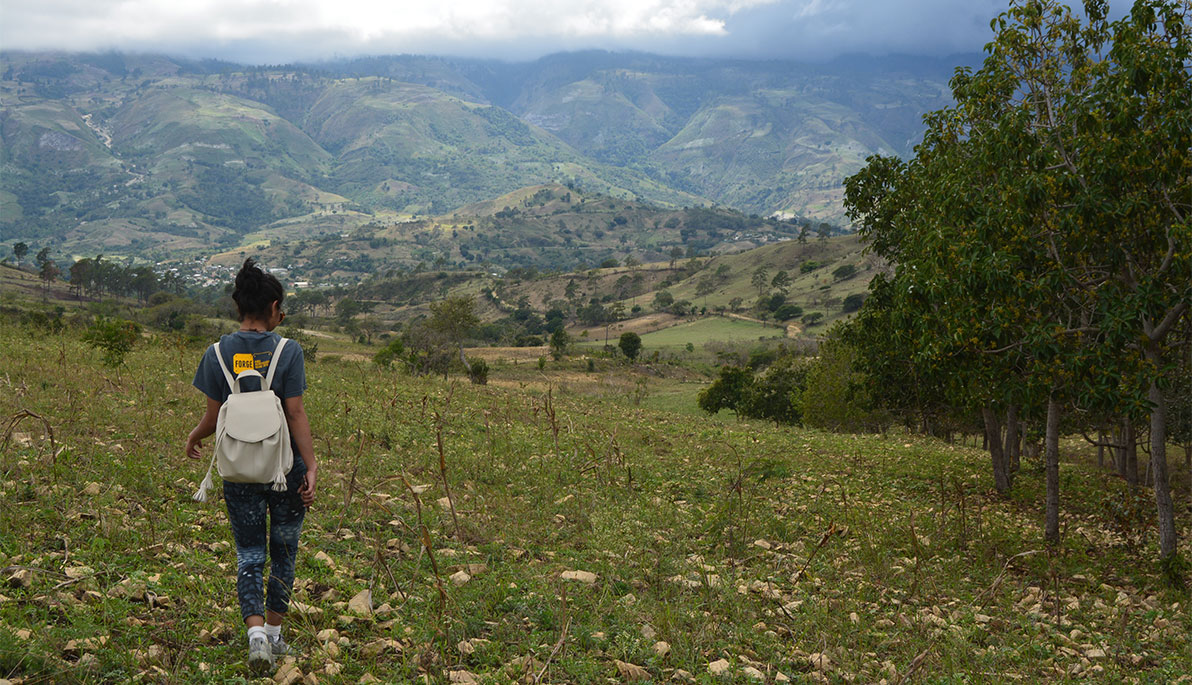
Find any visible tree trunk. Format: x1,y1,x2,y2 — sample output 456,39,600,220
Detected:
1146,374,1178,561
1097,430,1105,469
1044,396,1061,545
1004,405,1020,480
1124,419,1138,487
458,344,473,382
983,407,1011,496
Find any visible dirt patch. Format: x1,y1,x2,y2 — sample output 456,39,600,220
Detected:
573,312,679,340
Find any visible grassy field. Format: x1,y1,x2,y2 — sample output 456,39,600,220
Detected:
578,316,783,351
1,319,1190,683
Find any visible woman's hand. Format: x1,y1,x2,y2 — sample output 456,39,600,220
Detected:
185,433,203,460
299,468,316,508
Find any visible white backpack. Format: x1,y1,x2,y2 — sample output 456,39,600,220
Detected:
193,338,294,502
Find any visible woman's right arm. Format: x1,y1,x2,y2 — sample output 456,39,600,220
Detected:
185,397,222,459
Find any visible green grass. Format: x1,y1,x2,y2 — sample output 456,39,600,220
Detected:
634,317,782,349
1,318,1189,683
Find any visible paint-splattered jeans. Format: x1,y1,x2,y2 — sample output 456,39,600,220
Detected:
224,468,306,621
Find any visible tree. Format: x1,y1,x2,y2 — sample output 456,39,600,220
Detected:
83,318,141,367
770,270,791,294
549,327,570,361
618,331,642,361
695,277,717,308
801,326,881,432
842,0,1191,565
12,242,28,264
741,355,810,426
841,293,865,313
653,290,674,310
427,296,481,383
750,267,770,298
698,366,753,417
669,246,685,269
39,259,60,292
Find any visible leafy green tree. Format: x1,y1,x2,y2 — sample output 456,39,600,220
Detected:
770,270,791,294
549,327,570,361
652,290,674,310
618,331,642,361
832,264,857,281
374,337,406,368
750,267,769,298
801,327,881,432
695,276,717,308
741,355,810,426
697,366,753,417
12,242,28,264
844,0,1191,563
841,293,865,313
83,318,141,367
39,259,60,291
774,303,803,321
669,246,685,269
428,295,481,382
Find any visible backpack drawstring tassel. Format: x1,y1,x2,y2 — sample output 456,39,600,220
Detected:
194,464,215,502
271,458,288,492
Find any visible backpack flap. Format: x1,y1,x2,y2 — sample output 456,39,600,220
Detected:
223,391,285,442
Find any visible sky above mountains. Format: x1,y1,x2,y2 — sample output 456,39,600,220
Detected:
2,0,1125,63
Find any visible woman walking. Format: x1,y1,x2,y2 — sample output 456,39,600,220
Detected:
185,259,317,674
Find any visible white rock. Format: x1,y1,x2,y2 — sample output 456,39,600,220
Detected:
560,570,598,584
347,589,372,615
708,659,731,676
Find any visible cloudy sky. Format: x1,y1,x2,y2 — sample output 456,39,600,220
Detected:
1,0,1123,63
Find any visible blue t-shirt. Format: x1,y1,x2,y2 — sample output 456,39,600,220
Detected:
193,330,308,474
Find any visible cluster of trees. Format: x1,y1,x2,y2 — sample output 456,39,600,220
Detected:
66,255,184,302
843,1,1190,566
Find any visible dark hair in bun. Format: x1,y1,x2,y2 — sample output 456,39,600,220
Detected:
232,258,284,321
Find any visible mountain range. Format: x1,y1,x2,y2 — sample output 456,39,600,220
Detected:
0,50,971,261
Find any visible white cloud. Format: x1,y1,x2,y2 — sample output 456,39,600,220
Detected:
1,0,778,53
0,0,1124,62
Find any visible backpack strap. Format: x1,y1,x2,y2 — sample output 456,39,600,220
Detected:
263,338,288,392
212,342,238,394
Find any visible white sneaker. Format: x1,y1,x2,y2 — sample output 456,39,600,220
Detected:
248,635,274,674
270,635,295,657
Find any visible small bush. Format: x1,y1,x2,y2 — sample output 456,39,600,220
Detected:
469,358,489,385
83,318,141,367
374,338,406,368
278,326,319,363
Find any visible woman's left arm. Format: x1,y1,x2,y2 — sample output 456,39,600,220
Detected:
185,397,222,460
283,395,317,506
